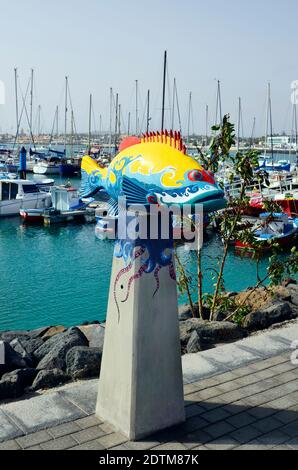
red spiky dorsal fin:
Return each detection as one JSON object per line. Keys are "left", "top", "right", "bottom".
{"left": 140, "top": 129, "right": 186, "bottom": 153}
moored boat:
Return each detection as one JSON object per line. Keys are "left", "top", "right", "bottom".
{"left": 0, "top": 179, "right": 52, "bottom": 217}
{"left": 235, "top": 212, "right": 298, "bottom": 252}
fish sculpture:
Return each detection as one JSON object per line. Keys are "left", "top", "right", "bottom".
{"left": 80, "top": 130, "right": 225, "bottom": 213}
{"left": 80, "top": 131, "right": 226, "bottom": 318}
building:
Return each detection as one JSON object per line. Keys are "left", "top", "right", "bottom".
{"left": 266, "top": 136, "right": 290, "bottom": 147}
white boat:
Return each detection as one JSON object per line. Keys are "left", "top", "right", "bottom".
{"left": 0, "top": 179, "right": 52, "bottom": 216}
{"left": 33, "top": 158, "right": 60, "bottom": 175}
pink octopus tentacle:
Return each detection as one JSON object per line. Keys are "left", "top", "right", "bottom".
{"left": 121, "top": 264, "right": 147, "bottom": 303}
{"left": 113, "top": 247, "right": 146, "bottom": 320}
{"left": 152, "top": 266, "right": 162, "bottom": 297}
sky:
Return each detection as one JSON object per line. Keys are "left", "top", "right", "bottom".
{"left": 0, "top": 0, "right": 298, "bottom": 137}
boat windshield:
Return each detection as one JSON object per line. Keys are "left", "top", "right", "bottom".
{"left": 23, "top": 184, "right": 39, "bottom": 194}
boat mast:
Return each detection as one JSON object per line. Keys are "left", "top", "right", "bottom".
{"left": 250, "top": 117, "right": 256, "bottom": 149}
{"left": 71, "top": 110, "right": 74, "bottom": 158}
{"left": 118, "top": 103, "right": 121, "bottom": 138}
{"left": 294, "top": 102, "right": 298, "bottom": 160}
{"left": 146, "top": 89, "right": 150, "bottom": 133}
{"left": 37, "top": 105, "right": 41, "bottom": 138}
{"left": 205, "top": 104, "right": 209, "bottom": 145}
{"left": 237, "top": 97, "right": 241, "bottom": 152}
{"left": 127, "top": 112, "right": 131, "bottom": 136}
{"left": 171, "top": 78, "right": 176, "bottom": 130}
{"left": 268, "top": 82, "right": 274, "bottom": 164}
{"left": 14, "top": 68, "right": 19, "bottom": 134}
{"left": 108, "top": 87, "right": 113, "bottom": 157}
{"left": 175, "top": 82, "right": 182, "bottom": 134}
{"left": 114, "top": 92, "right": 118, "bottom": 154}
{"left": 29, "top": 69, "right": 34, "bottom": 133}
{"left": 135, "top": 80, "right": 138, "bottom": 135}
{"left": 99, "top": 114, "right": 102, "bottom": 136}
{"left": 161, "top": 50, "right": 167, "bottom": 132}
{"left": 187, "top": 92, "right": 192, "bottom": 145}
{"left": 88, "top": 93, "right": 92, "bottom": 155}
{"left": 215, "top": 80, "right": 222, "bottom": 125}
{"left": 56, "top": 105, "right": 59, "bottom": 139}
{"left": 64, "top": 76, "right": 68, "bottom": 154}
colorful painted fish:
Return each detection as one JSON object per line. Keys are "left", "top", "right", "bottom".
{"left": 80, "top": 130, "right": 226, "bottom": 213}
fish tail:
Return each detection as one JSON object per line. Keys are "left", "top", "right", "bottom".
{"left": 80, "top": 156, "right": 107, "bottom": 197}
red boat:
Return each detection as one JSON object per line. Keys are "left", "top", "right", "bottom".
{"left": 235, "top": 212, "right": 298, "bottom": 252}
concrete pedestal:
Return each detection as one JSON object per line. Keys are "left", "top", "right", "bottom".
{"left": 96, "top": 237, "right": 185, "bottom": 440}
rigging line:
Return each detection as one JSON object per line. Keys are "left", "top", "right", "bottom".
{"left": 166, "top": 61, "right": 172, "bottom": 129}
{"left": 175, "top": 81, "right": 182, "bottom": 133}
{"left": 20, "top": 81, "right": 37, "bottom": 149}
{"left": 12, "top": 77, "right": 31, "bottom": 151}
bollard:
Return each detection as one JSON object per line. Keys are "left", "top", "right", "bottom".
{"left": 96, "top": 209, "right": 185, "bottom": 440}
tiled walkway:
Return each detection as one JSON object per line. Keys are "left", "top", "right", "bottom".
{"left": 0, "top": 351, "right": 297, "bottom": 450}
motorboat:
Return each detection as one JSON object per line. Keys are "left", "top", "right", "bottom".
{"left": 0, "top": 179, "right": 51, "bottom": 217}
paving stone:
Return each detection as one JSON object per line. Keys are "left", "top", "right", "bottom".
{"left": 41, "top": 435, "right": 77, "bottom": 450}
{"left": 180, "top": 429, "right": 213, "bottom": 448}
{"left": 226, "top": 412, "right": 257, "bottom": 429}
{"left": 257, "top": 430, "right": 290, "bottom": 446}
{"left": 0, "top": 439, "right": 21, "bottom": 450}
{"left": 99, "top": 422, "right": 115, "bottom": 435}
{"left": 2, "top": 392, "right": 86, "bottom": 433}
{"left": 70, "top": 440, "right": 105, "bottom": 450}
{"left": 253, "top": 416, "right": 284, "bottom": 434}
{"left": 71, "top": 425, "right": 106, "bottom": 444}
{"left": 235, "top": 439, "right": 274, "bottom": 450}
{"left": 210, "top": 371, "right": 239, "bottom": 384}
{"left": 98, "top": 432, "right": 127, "bottom": 449}
{"left": 217, "top": 380, "right": 243, "bottom": 393}
{"left": 16, "top": 430, "right": 52, "bottom": 449}
{"left": 287, "top": 437, "right": 298, "bottom": 450}
{"left": 205, "top": 437, "right": 239, "bottom": 450}
{"left": 75, "top": 415, "right": 102, "bottom": 429}
{"left": 272, "top": 445, "right": 293, "bottom": 450}
{"left": 58, "top": 380, "right": 98, "bottom": 414}
{"left": 124, "top": 439, "right": 160, "bottom": 451}
{"left": 254, "top": 369, "right": 278, "bottom": 380}
{"left": 152, "top": 442, "right": 188, "bottom": 450}
{"left": 48, "top": 421, "right": 81, "bottom": 438}
{"left": 194, "top": 386, "right": 223, "bottom": 400}
{"left": 180, "top": 415, "right": 209, "bottom": 434}
{"left": 229, "top": 425, "right": 262, "bottom": 444}
{"left": 182, "top": 354, "right": 225, "bottom": 384}
{"left": 264, "top": 395, "right": 298, "bottom": 411}
{"left": 0, "top": 409, "right": 23, "bottom": 442}
{"left": 185, "top": 404, "right": 205, "bottom": 418}
{"left": 192, "top": 445, "right": 209, "bottom": 450}
{"left": 274, "top": 406, "right": 298, "bottom": 424}
{"left": 281, "top": 420, "right": 298, "bottom": 437}
{"left": 26, "top": 445, "right": 43, "bottom": 450}
{"left": 203, "top": 421, "right": 235, "bottom": 439}
{"left": 201, "top": 408, "right": 231, "bottom": 424}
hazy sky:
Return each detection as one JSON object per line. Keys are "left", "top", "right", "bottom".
{"left": 0, "top": 0, "right": 298, "bottom": 137}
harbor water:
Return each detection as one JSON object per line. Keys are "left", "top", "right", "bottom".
{"left": 0, "top": 171, "right": 296, "bottom": 331}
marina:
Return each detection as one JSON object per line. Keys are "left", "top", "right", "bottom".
{"left": 1, "top": 0, "right": 298, "bottom": 455}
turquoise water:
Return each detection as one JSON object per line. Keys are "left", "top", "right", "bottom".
{"left": 0, "top": 174, "right": 294, "bottom": 331}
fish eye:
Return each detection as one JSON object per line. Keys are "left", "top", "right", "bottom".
{"left": 188, "top": 170, "right": 203, "bottom": 182}
{"left": 147, "top": 194, "right": 158, "bottom": 204}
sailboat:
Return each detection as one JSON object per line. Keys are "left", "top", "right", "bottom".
{"left": 258, "top": 83, "right": 291, "bottom": 172}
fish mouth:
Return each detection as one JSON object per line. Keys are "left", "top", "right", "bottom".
{"left": 156, "top": 188, "right": 226, "bottom": 212}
